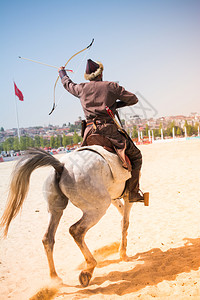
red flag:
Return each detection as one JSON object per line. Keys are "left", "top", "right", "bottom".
{"left": 14, "top": 82, "right": 24, "bottom": 101}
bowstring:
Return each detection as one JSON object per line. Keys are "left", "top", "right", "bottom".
{"left": 56, "top": 50, "right": 89, "bottom": 108}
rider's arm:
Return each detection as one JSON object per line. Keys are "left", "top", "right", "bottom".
{"left": 58, "top": 67, "right": 81, "bottom": 98}
{"left": 117, "top": 86, "right": 138, "bottom": 106}
{"left": 110, "top": 82, "right": 138, "bottom": 106}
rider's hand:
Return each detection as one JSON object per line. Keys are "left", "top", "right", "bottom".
{"left": 58, "top": 67, "right": 67, "bottom": 79}
{"left": 58, "top": 66, "right": 65, "bottom": 72}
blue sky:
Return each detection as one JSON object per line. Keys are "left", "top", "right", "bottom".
{"left": 0, "top": 0, "right": 200, "bottom": 129}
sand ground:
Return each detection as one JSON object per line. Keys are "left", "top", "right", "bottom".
{"left": 0, "top": 139, "right": 200, "bottom": 300}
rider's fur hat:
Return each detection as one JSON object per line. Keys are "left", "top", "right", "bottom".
{"left": 84, "top": 59, "right": 104, "bottom": 81}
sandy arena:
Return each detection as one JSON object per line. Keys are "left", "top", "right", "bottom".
{"left": 0, "top": 139, "right": 200, "bottom": 299}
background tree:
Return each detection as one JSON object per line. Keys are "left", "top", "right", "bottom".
{"left": 73, "top": 131, "right": 80, "bottom": 144}
{"left": 43, "top": 138, "right": 50, "bottom": 148}
{"left": 65, "top": 136, "right": 73, "bottom": 146}
{"left": 3, "top": 137, "right": 14, "bottom": 151}
{"left": 132, "top": 126, "right": 138, "bottom": 138}
{"left": 28, "top": 137, "right": 34, "bottom": 148}
{"left": 13, "top": 137, "right": 20, "bottom": 150}
{"left": 159, "top": 123, "right": 163, "bottom": 136}
{"left": 184, "top": 120, "right": 194, "bottom": 136}
{"left": 55, "top": 135, "right": 62, "bottom": 148}
{"left": 34, "top": 135, "right": 41, "bottom": 147}
{"left": 165, "top": 121, "right": 175, "bottom": 137}
{"left": 62, "top": 134, "right": 68, "bottom": 147}
{"left": 176, "top": 127, "right": 182, "bottom": 136}
{"left": 19, "top": 136, "right": 27, "bottom": 150}
{"left": 145, "top": 124, "right": 149, "bottom": 137}
{"left": 153, "top": 128, "right": 160, "bottom": 138}
{"left": 40, "top": 136, "right": 44, "bottom": 148}
{"left": 50, "top": 136, "right": 55, "bottom": 149}
{"left": 194, "top": 122, "right": 199, "bottom": 135}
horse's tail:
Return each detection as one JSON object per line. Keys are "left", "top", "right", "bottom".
{"left": 0, "top": 148, "right": 64, "bottom": 237}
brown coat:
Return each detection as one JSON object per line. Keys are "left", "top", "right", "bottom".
{"left": 61, "top": 75, "right": 138, "bottom": 148}
{"left": 61, "top": 75, "right": 138, "bottom": 122}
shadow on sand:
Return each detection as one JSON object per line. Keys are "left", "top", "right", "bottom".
{"left": 59, "top": 237, "right": 200, "bottom": 298}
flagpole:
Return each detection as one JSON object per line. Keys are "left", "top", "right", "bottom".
{"left": 14, "top": 95, "right": 20, "bottom": 140}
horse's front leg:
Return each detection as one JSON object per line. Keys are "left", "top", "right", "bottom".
{"left": 119, "top": 196, "right": 133, "bottom": 261}
{"left": 111, "top": 198, "right": 124, "bottom": 216}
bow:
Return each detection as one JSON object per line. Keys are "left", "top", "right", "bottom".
{"left": 49, "top": 38, "right": 94, "bottom": 115}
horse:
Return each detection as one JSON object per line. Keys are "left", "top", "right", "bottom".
{"left": 0, "top": 146, "right": 148, "bottom": 287}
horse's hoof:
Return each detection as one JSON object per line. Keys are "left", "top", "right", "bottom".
{"left": 79, "top": 271, "right": 92, "bottom": 287}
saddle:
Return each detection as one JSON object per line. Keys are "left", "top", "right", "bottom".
{"left": 86, "top": 134, "right": 132, "bottom": 172}
{"left": 86, "top": 134, "right": 114, "bottom": 153}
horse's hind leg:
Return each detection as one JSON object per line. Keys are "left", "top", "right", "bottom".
{"left": 42, "top": 173, "right": 68, "bottom": 281}
{"left": 69, "top": 209, "right": 107, "bottom": 287}
{"left": 42, "top": 210, "right": 63, "bottom": 280}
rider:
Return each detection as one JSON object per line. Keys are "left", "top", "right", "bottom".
{"left": 58, "top": 59, "right": 143, "bottom": 202}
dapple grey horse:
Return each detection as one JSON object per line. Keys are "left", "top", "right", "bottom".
{"left": 0, "top": 147, "right": 148, "bottom": 287}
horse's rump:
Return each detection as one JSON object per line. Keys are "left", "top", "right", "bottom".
{"left": 76, "top": 145, "right": 131, "bottom": 184}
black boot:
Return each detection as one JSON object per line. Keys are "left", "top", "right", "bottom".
{"left": 125, "top": 169, "right": 143, "bottom": 203}
{"left": 128, "top": 189, "right": 144, "bottom": 202}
